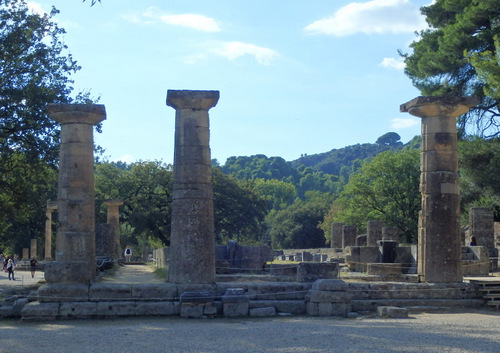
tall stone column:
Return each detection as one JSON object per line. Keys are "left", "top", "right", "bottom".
{"left": 44, "top": 201, "right": 57, "bottom": 261}
{"left": 469, "top": 207, "right": 494, "bottom": 249}
{"left": 401, "top": 96, "right": 478, "bottom": 283}
{"left": 342, "top": 225, "right": 357, "bottom": 249}
{"left": 166, "top": 90, "right": 219, "bottom": 284}
{"left": 104, "top": 199, "right": 124, "bottom": 259}
{"left": 47, "top": 104, "right": 106, "bottom": 283}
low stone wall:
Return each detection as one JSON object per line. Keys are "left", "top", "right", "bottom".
{"left": 14, "top": 279, "right": 484, "bottom": 320}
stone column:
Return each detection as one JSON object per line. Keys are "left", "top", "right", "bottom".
{"left": 469, "top": 207, "right": 494, "bottom": 249}
{"left": 103, "top": 199, "right": 124, "bottom": 259}
{"left": 401, "top": 96, "right": 478, "bottom": 283}
{"left": 342, "top": 225, "right": 357, "bottom": 249}
{"left": 166, "top": 90, "right": 219, "bottom": 284}
{"left": 382, "top": 227, "right": 399, "bottom": 242}
{"left": 30, "top": 239, "right": 37, "bottom": 259}
{"left": 47, "top": 104, "right": 106, "bottom": 283}
{"left": 367, "top": 220, "right": 385, "bottom": 247}
{"left": 44, "top": 201, "right": 57, "bottom": 261}
{"left": 330, "top": 222, "right": 344, "bottom": 248}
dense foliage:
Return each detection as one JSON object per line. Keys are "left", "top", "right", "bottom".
{"left": 0, "top": 0, "right": 82, "bottom": 253}
{"left": 402, "top": 0, "right": 500, "bottom": 137}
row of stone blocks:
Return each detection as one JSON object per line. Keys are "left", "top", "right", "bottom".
{"left": 12, "top": 280, "right": 484, "bottom": 320}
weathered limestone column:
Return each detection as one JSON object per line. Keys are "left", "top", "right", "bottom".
{"left": 103, "top": 199, "right": 124, "bottom": 259}
{"left": 470, "top": 207, "right": 494, "bottom": 249}
{"left": 382, "top": 227, "right": 399, "bottom": 242}
{"left": 367, "top": 220, "right": 385, "bottom": 247}
{"left": 30, "top": 239, "right": 37, "bottom": 259}
{"left": 44, "top": 201, "right": 57, "bottom": 261}
{"left": 330, "top": 222, "right": 344, "bottom": 248}
{"left": 47, "top": 104, "right": 106, "bottom": 283}
{"left": 401, "top": 96, "right": 478, "bottom": 283}
{"left": 166, "top": 90, "right": 219, "bottom": 284}
{"left": 342, "top": 225, "right": 357, "bottom": 249}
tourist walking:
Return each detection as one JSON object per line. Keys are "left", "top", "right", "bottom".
{"left": 124, "top": 246, "right": 133, "bottom": 262}
{"left": 30, "top": 257, "right": 38, "bottom": 278}
{"left": 6, "top": 258, "right": 15, "bottom": 280}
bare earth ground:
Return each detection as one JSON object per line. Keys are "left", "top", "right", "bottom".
{"left": 1, "top": 265, "right": 500, "bottom": 353}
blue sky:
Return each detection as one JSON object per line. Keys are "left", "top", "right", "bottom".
{"left": 31, "top": 0, "right": 431, "bottom": 165}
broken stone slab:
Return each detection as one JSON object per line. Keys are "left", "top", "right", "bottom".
{"left": 249, "top": 300, "right": 306, "bottom": 315}
{"left": 377, "top": 306, "right": 409, "bottom": 318}
{"left": 249, "top": 306, "right": 276, "bottom": 317}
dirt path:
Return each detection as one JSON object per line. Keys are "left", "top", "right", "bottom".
{"left": 98, "top": 263, "right": 165, "bottom": 284}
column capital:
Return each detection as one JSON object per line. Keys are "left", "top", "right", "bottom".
{"left": 47, "top": 200, "right": 58, "bottom": 211}
{"left": 47, "top": 104, "right": 106, "bottom": 125}
{"left": 400, "top": 96, "right": 479, "bottom": 118}
{"left": 103, "top": 199, "right": 124, "bottom": 207}
{"left": 166, "top": 90, "right": 219, "bottom": 110}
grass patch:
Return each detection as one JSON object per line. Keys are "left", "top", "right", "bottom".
{"left": 153, "top": 267, "right": 168, "bottom": 281}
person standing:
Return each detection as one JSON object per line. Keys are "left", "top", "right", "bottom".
{"left": 6, "top": 258, "right": 15, "bottom": 280}
{"left": 124, "top": 246, "right": 133, "bottom": 262}
{"left": 30, "top": 257, "right": 38, "bottom": 278}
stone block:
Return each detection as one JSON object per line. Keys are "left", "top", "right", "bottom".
{"left": 132, "top": 284, "right": 177, "bottom": 300}
{"left": 223, "top": 302, "right": 248, "bottom": 317}
{"left": 249, "top": 300, "right": 306, "bottom": 314}
{"left": 249, "top": 307, "right": 276, "bottom": 317}
{"left": 306, "top": 302, "right": 319, "bottom": 316}
{"left": 44, "top": 261, "right": 94, "bottom": 284}
{"left": 377, "top": 306, "right": 409, "bottom": 318}
{"left": 89, "top": 284, "right": 132, "bottom": 301}
{"left": 306, "top": 290, "right": 351, "bottom": 303}
{"left": 203, "top": 302, "right": 218, "bottom": 316}
{"left": 296, "top": 262, "right": 338, "bottom": 282}
{"left": 38, "top": 283, "right": 89, "bottom": 303}
{"left": 135, "top": 302, "right": 176, "bottom": 316}
{"left": 312, "top": 279, "right": 348, "bottom": 292}
{"left": 180, "top": 302, "right": 205, "bottom": 318}
{"left": 21, "top": 302, "right": 60, "bottom": 320}
{"left": 59, "top": 302, "right": 98, "bottom": 318}
{"left": 180, "top": 291, "right": 213, "bottom": 303}
{"left": 367, "top": 263, "right": 402, "bottom": 275}
{"left": 96, "top": 301, "right": 140, "bottom": 316}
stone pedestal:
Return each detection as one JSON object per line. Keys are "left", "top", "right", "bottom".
{"left": 103, "top": 199, "right": 123, "bottom": 259}
{"left": 47, "top": 104, "right": 106, "bottom": 283}
{"left": 44, "top": 201, "right": 57, "bottom": 261}
{"left": 401, "top": 96, "right": 478, "bottom": 283}
{"left": 166, "top": 90, "right": 219, "bottom": 284}
{"left": 330, "top": 222, "right": 344, "bottom": 248}
{"left": 342, "top": 225, "right": 357, "bottom": 249}
{"left": 367, "top": 220, "right": 385, "bottom": 247}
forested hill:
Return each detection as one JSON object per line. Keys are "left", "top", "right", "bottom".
{"left": 220, "top": 132, "right": 420, "bottom": 180}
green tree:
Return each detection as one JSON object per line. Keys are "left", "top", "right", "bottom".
{"left": 459, "top": 137, "right": 500, "bottom": 221}
{"left": 327, "top": 149, "right": 421, "bottom": 243}
{"left": 0, "top": 0, "right": 84, "bottom": 253}
{"left": 252, "top": 178, "right": 297, "bottom": 210}
{"left": 267, "top": 191, "right": 334, "bottom": 249}
{"left": 213, "top": 168, "right": 267, "bottom": 245}
{"left": 402, "top": 0, "right": 500, "bottom": 137}
{"left": 376, "top": 132, "right": 402, "bottom": 147}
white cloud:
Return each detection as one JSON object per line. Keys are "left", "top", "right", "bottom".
{"left": 119, "top": 154, "right": 135, "bottom": 164}
{"left": 27, "top": 2, "right": 46, "bottom": 16}
{"left": 211, "top": 41, "right": 279, "bottom": 65}
{"left": 391, "top": 117, "right": 419, "bottom": 129}
{"left": 380, "top": 57, "right": 405, "bottom": 70}
{"left": 304, "top": 0, "right": 427, "bottom": 36}
{"left": 160, "top": 14, "right": 221, "bottom": 32}
{"left": 123, "top": 7, "right": 220, "bottom": 32}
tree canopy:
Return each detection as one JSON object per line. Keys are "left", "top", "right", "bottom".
{"left": 402, "top": 0, "right": 500, "bottom": 137}
{"left": 0, "top": 0, "right": 83, "bottom": 252}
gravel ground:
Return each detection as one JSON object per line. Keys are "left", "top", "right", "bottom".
{"left": 0, "top": 310, "right": 499, "bottom": 353}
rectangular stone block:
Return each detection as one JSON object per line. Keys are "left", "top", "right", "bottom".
{"left": 306, "top": 302, "right": 319, "bottom": 316}
{"left": 180, "top": 302, "right": 205, "bottom": 318}
{"left": 38, "top": 283, "right": 89, "bottom": 303}
{"left": 421, "top": 132, "right": 457, "bottom": 151}
{"left": 367, "top": 263, "right": 402, "bottom": 275}
{"left": 134, "top": 302, "right": 176, "bottom": 316}
{"left": 223, "top": 302, "right": 248, "bottom": 317}
{"left": 21, "top": 302, "right": 60, "bottom": 320}
{"left": 306, "top": 290, "right": 351, "bottom": 303}
{"left": 89, "top": 284, "right": 132, "bottom": 301}
{"left": 420, "top": 150, "right": 458, "bottom": 172}
{"left": 249, "top": 307, "right": 276, "bottom": 317}
{"left": 312, "top": 279, "right": 349, "bottom": 292}
{"left": 296, "top": 262, "right": 338, "bottom": 282}
{"left": 59, "top": 302, "right": 98, "bottom": 318}
{"left": 131, "top": 284, "right": 177, "bottom": 300}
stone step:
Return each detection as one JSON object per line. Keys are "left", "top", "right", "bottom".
{"left": 483, "top": 293, "right": 500, "bottom": 299}
{"left": 478, "top": 286, "right": 500, "bottom": 293}
{"left": 352, "top": 299, "right": 484, "bottom": 312}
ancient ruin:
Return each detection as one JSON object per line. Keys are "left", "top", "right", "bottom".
{"left": 401, "top": 96, "right": 479, "bottom": 283}
{"left": 166, "top": 90, "right": 219, "bottom": 284}
{"left": 45, "top": 104, "right": 106, "bottom": 283}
